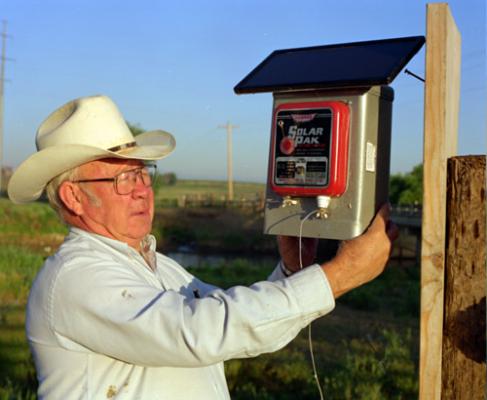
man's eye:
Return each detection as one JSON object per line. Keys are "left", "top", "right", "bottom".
{"left": 117, "top": 172, "right": 131, "bottom": 182}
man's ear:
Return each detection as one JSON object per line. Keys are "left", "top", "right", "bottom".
{"left": 58, "top": 181, "right": 84, "bottom": 216}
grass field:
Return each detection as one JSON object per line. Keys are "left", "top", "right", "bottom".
{"left": 0, "top": 187, "right": 420, "bottom": 399}
{"left": 155, "top": 179, "right": 265, "bottom": 200}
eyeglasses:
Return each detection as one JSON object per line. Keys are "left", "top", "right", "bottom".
{"left": 73, "top": 165, "right": 157, "bottom": 195}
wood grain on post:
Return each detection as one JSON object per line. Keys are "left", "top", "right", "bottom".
{"left": 442, "top": 156, "right": 486, "bottom": 399}
{"left": 420, "top": 3, "right": 461, "bottom": 399}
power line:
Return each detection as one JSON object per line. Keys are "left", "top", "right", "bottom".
{"left": 0, "top": 20, "right": 8, "bottom": 194}
{"left": 0, "top": 20, "right": 13, "bottom": 194}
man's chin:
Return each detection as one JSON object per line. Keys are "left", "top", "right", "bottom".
{"left": 132, "top": 223, "right": 153, "bottom": 239}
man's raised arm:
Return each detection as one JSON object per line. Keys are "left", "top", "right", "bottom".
{"left": 277, "top": 203, "right": 399, "bottom": 298}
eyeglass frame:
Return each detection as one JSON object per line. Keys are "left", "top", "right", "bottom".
{"left": 71, "top": 164, "right": 157, "bottom": 195}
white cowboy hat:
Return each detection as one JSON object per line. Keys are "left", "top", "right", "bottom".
{"left": 8, "top": 95, "right": 176, "bottom": 204}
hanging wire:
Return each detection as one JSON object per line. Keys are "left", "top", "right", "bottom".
{"left": 298, "top": 208, "right": 325, "bottom": 400}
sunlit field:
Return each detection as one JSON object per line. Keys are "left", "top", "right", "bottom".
{"left": 0, "top": 191, "right": 419, "bottom": 399}
{"left": 154, "top": 179, "right": 265, "bottom": 199}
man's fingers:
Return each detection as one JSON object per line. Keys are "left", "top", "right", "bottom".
{"left": 386, "top": 220, "right": 400, "bottom": 241}
{"left": 369, "top": 203, "right": 390, "bottom": 233}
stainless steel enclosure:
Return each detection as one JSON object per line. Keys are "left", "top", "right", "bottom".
{"left": 264, "top": 86, "right": 393, "bottom": 240}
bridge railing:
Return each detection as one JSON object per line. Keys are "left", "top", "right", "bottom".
{"left": 391, "top": 204, "right": 422, "bottom": 221}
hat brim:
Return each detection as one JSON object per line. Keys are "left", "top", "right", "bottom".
{"left": 8, "top": 130, "right": 176, "bottom": 204}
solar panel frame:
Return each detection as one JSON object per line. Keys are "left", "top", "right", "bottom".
{"left": 234, "top": 36, "right": 425, "bottom": 94}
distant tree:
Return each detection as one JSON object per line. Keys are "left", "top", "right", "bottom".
{"left": 158, "top": 172, "right": 177, "bottom": 186}
{"left": 1, "top": 166, "right": 13, "bottom": 193}
{"left": 389, "top": 164, "right": 423, "bottom": 205}
{"left": 127, "top": 121, "right": 145, "bottom": 136}
{"left": 123, "top": 122, "right": 178, "bottom": 189}
{"left": 389, "top": 175, "right": 409, "bottom": 205}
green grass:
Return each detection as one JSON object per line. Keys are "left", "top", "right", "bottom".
{"left": 339, "top": 264, "right": 420, "bottom": 318}
{"left": 0, "top": 246, "right": 45, "bottom": 305}
{"left": 187, "top": 259, "right": 275, "bottom": 288}
{"left": 0, "top": 306, "right": 37, "bottom": 399}
{"left": 0, "top": 191, "right": 420, "bottom": 399}
{"left": 192, "top": 259, "right": 420, "bottom": 399}
{"left": 226, "top": 328, "right": 418, "bottom": 400}
{"left": 154, "top": 179, "right": 265, "bottom": 200}
{"left": 0, "top": 198, "right": 66, "bottom": 236}
{"left": 0, "top": 245, "right": 45, "bottom": 397}
{"left": 153, "top": 207, "right": 276, "bottom": 254}
{"left": 0, "top": 199, "right": 56, "bottom": 398}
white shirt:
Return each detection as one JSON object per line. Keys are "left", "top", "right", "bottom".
{"left": 26, "top": 227, "right": 335, "bottom": 399}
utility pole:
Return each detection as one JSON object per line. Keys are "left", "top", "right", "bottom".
{"left": 0, "top": 20, "right": 8, "bottom": 194}
{"left": 218, "top": 121, "right": 238, "bottom": 201}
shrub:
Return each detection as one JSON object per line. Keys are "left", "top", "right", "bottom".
{"left": 226, "top": 350, "right": 317, "bottom": 400}
{"left": 324, "top": 329, "right": 418, "bottom": 399}
{"left": 0, "top": 246, "right": 45, "bottom": 305}
{"left": 338, "top": 264, "right": 420, "bottom": 318}
{"left": 0, "top": 379, "right": 36, "bottom": 400}
{"left": 187, "top": 259, "right": 274, "bottom": 288}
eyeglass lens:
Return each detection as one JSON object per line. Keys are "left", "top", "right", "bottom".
{"left": 116, "top": 166, "right": 156, "bottom": 194}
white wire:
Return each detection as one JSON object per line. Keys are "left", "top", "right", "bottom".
{"left": 298, "top": 208, "right": 325, "bottom": 400}
{"left": 298, "top": 209, "right": 319, "bottom": 271}
{"left": 308, "top": 325, "right": 323, "bottom": 400}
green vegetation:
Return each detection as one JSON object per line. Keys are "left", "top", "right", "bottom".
{"left": 0, "top": 246, "right": 44, "bottom": 305}
{"left": 187, "top": 259, "right": 274, "bottom": 288}
{"left": 226, "top": 328, "right": 417, "bottom": 400}
{"left": 126, "top": 121, "right": 145, "bottom": 137}
{"left": 190, "top": 260, "right": 419, "bottom": 399}
{"left": 323, "top": 329, "right": 417, "bottom": 399}
{"left": 157, "top": 172, "right": 177, "bottom": 186}
{"left": 340, "top": 264, "right": 420, "bottom": 318}
{"left": 0, "top": 246, "right": 43, "bottom": 400}
{"left": 0, "top": 199, "right": 64, "bottom": 398}
{"left": 154, "top": 179, "right": 265, "bottom": 201}
{"left": 153, "top": 207, "right": 275, "bottom": 253}
{"left": 0, "top": 198, "right": 66, "bottom": 236}
{"left": 0, "top": 183, "right": 420, "bottom": 399}
{"left": 389, "top": 164, "right": 423, "bottom": 205}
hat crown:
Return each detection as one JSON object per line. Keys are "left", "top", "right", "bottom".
{"left": 8, "top": 94, "right": 176, "bottom": 204}
{"left": 36, "top": 95, "right": 135, "bottom": 151}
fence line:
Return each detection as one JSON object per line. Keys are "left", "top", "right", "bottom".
{"left": 156, "top": 193, "right": 266, "bottom": 211}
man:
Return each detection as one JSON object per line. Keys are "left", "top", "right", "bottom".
{"left": 8, "top": 95, "right": 398, "bottom": 399}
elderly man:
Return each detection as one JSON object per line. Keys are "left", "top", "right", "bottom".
{"left": 8, "top": 95, "right": 398, "bottom": 399}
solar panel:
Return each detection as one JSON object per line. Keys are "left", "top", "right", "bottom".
{"left": 234, "top": 36, "right": 425, "bottom": 94}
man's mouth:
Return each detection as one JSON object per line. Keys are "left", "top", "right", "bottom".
{"left": 132, "top": 209, "right": 150, "bottom": 216}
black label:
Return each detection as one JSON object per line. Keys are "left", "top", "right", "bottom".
{"left": 274, "top": 108, "right": 332, "bottom": 186}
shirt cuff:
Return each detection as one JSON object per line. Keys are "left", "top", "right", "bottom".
{"left": 279, "top": 260, "right": 294, "bottom": 277}
{"left": 286, "top": 264, "right": 335, "bottom": 319}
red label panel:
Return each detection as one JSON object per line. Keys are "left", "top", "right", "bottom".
{"left": 270, "top": 101, "right": 350, "bottom": 197}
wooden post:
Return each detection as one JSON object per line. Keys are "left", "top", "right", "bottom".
{"left": 420, "top": 3, "right": 461, "bottom": 399}
{"left": 442, "top": 155, "right": 486, "bottom": 399}
{"left": 218, "top": 121, "right": 239, "bottom": 202}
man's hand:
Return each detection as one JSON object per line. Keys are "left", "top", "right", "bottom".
{"left": 277, "top": 235, "right": 319, "bottom": 274}
{"left": 322, "top": 204, "right": 399, "bottom": 298}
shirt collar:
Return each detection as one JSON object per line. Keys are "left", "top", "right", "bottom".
{"left": 68, "top": 226, "right": 157, "bottom": 256}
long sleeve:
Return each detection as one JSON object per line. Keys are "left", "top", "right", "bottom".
{"left": 50, "top": 254, "right": 334, "bottom": 368}
{"left": 26, "top": 229, "right": 336, "bottom": 399}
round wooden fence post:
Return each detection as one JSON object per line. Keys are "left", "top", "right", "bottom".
{"left": 442, "top": 155, "right": 486, "bottom": 399}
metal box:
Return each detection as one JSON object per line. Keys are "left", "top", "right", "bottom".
{"left": 264, "top": 86, "right": 393, "bottom": 239}
{"left": 234, "top": 36, "right": 424, "bottom": 240}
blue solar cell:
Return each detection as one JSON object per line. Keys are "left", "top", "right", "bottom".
{"left": 234, "top": 36, "right": 425, "bottom": 94}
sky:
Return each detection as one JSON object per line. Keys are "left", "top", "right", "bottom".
{"left": 1, "top": 0, "right": 485, "bottom": 183}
